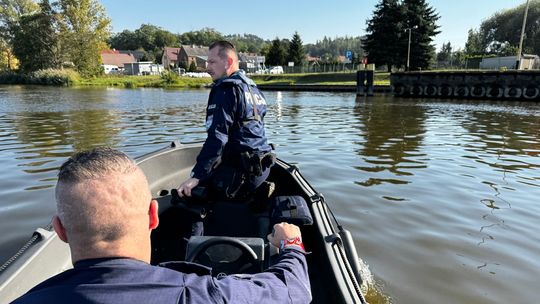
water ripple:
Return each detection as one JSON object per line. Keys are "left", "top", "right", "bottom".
{"left": 1, "top": 88, "right": 540, "bottom": 303}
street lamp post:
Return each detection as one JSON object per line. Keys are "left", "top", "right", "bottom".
{"left": 516, "top": 0, "right": 531, "bottom": 70}
{"left": 406, "top": 26, "right": 417, "bottom": 71}
{"left": 407, "top": 28, "right": 412, "bottom": 71}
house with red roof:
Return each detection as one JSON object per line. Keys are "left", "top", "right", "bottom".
{"left": 100, "top": 50, "right": 136, "bottom": 74}
{"left": 162, "top": 47, "right": 181, "bottom": 69}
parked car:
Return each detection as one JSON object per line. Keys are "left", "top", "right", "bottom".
{"left": 174, "top": 67, "right": 186, "bottom": 75}
{"left": 268, "top": 66, "right": 283, "bottom": 74}
{"left": 101, "top": 64, "right": 120, "bottom": 75}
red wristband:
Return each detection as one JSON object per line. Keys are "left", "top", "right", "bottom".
{"left": 280, "top": 236, "right": 305, "bottom": 251}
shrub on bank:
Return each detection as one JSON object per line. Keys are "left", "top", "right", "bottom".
{"left": 30, "top": 69, "right": 80, "bottom": 86}
{"left": 160, "top": 70, "right": 179, "bottom": 84}
{"left": 0, "top": 69, "right": 80, "bottom": 86}
{"left": 0, "top": 70, "right": 26, "bottom": 84}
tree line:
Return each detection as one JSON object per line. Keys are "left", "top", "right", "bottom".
{"left": 2, "top": 0, "right": 538, "bottom": 77}
{"left": 0, "top": 0, "right": 110, "bottom": 76}
{"left": 109, "top": 26, "right": 363, "bottom": 67}
{"left": 436, "top": 1, "right": 540, "bottom": 69}
{"left": 365, "top": 0, "right": 540, "bottom": 71}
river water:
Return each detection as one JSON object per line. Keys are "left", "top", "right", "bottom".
{"left": 0, "top": 85, "right": 539, "bottom": 303}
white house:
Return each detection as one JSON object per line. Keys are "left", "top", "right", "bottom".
{"left": 480, "top": 55, "right": 540, "bottom": 70}
{"left": 124, "top": 62, "right": 164, "bottom": 76}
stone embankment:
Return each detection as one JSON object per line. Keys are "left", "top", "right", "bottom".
{"left": 391, "top": 71, "right": 540, "bottom": 101}
{"left": 258, "top": 84, "right": 392, "bottom": 93}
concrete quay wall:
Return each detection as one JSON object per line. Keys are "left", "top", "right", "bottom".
{"left": 391, "top": 71, "right": 540, "bottom": 101}
{"left": 258, "top": 84, "right": 392, "bottom": 93}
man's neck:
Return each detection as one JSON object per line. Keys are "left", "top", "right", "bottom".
{"left": 70, "top": 239, "right": 151, "bottom": 265}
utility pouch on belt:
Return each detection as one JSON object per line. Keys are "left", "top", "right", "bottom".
{"left": 210, "top": 164, "right": 246, "bottom": 199}
{"left": 240, "top": 152, "right": 276, "bottom": 177}
{"left": 270, "top": 196, "right": 313, "bottom": 226}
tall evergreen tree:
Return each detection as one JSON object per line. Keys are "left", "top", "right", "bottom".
{"left": 363, "top": 0, "right": 404, "bottom": 72}
{"left": 287, "top": 31, "right": 305, "bottom": 66}
{"left": 402, "top": 0, "right": 440, "bottom": 70}
{"left": 11, "top": 0, "right": 60, "bottom": 73}
{"left": 266, "top": 38, "right": 286, "bottom": 66}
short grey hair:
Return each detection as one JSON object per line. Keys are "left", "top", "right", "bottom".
{"left": 56, "top": 147, "right": 148, "bottom": 243}
{"left": 58, "top": 147, "right": 137, "bottom": 183}
{"left": 209, "top": 40, "right": 238, "bottom": 60}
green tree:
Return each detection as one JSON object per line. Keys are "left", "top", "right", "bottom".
{"left": 108, "top": 24, "right": 178, "bottom": 63}
{"left": 11, "top": 0, "right": 59, "bottom": 73}
{"left": 225, "top": 33, "right": 266, "bottom": 53}
{"left": 474, "top": 1, "right": 540, "bottom": 56}
{"left": 0, "top": 0, "right": 39, "bottom": 70}
{"left": 135, "top": 24, "right": 177, "bottom": 63}
{"left": 57, "top": 0, "right": 110, "bottom": 76}
{"left": 108, "top": 29, "right": 139, "bottom": 50}
{"left": 464, "top": 29, "right": 485, "bottom": 56}
{"left": 363, "top": 0, "right": 405, "bottom": 72}
{"left": 287, "top": 31, "right": 305, "bottom": 66}
{"left": 452, "top": 49, "right": 466, "bottom": 68}
{"left": 188, "top": 60, "right": 196, "bottom": 72}
{"left": 436, "top": 41, "right": 452, "bottom": 63}
{"left": 0, "top": 0, "right": 39, "bottom": 40}
{"left": 402, "top": 0, "right": 441, "bottom": 70}
{"left": 266, "top": 37, "right": 286, "bottom": 66}
{"left": 178, "top": 27, "right": 223, "bottom": 46}
{"left": 305, "top": 35, "right": 364, "bottom": 61}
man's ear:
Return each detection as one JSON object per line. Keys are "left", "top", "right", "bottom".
{"left": 52, "top": 215, "right": 68, "bottom": 243}
{"left": 148, "top": 200, "right": 159, "bottom": 230}
{"left": 226, "top": 56, "right": 234, "bottom": 69}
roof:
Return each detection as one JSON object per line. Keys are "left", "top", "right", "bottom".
{"left": 164, "top": 47, "right": 181, "bottom": 61}
{"left": 100, "top": 53, "right": 136, "bottom": 68}
{"left": 182, "top": 45, "right": 209, "bottom": 57}
{"left": 306, "top": 55, "right": 321, "bottom": 62}
{"left": 119, "top": 50, "right": 146, "bottom": 61}
{"left": 239, "top": 53, "right": 265, "bottom": 62}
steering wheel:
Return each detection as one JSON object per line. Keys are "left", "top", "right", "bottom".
{"left": 186, "top": 237, "right": 259, "bottom": 276}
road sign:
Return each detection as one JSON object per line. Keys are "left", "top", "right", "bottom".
{"left": 345, "top": 50, "right": 353, "bottom": 61}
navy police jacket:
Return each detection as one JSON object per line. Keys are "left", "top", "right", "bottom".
{"left": 191, "top": 71, "right": 272, "bottom": 181}
{"left": 12, "top": 249, "right": 311, "bottom": 304}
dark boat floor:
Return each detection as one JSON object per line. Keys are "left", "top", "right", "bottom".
{"left": 150, "top": 196, "right": 273, "bottom": 264}
{"left": 149, "top": 167, "right": 343, "bottom": 303}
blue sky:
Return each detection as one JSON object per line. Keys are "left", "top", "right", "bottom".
{"left": 100, "top": 0, "right": 526, "bottom": 51}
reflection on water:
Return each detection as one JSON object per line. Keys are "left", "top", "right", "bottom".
{"left": 353, "top": 99, "right": 427, "bottom": 194}
{"left": 1, "top": 86, "right": 540, "bottom": 304}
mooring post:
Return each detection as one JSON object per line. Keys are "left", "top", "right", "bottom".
{"left": 366, "top": 64, "right": 374, "bottom": 96}
{"left": 356, "top": 66, "right": 366, "bottom": 96}
{"left": 356, "top": 64, "right": 374, "bottom": 96}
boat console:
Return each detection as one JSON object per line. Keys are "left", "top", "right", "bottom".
{"left": 185, "top": 236, "right": 268, "bottom": 275}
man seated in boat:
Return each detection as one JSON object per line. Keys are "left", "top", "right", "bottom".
{"left": 12, "top": 147, "right": 311, "bottom": 304}
{"left": 177, "top": 40, "right": 274, "bottom": 200}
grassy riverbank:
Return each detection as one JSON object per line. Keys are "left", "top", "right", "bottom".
{"left": 1, "top": 70, "right": 391, "bottom": 88}
{"left": 77, "top": 74, "right": 212, "bottom": 88}
{"left": 77, "top": 72, "right": 391, "bottom": 88}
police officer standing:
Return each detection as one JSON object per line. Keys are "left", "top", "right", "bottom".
{"left": 178, "top": 40, "right": 273, "bottom": 199}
